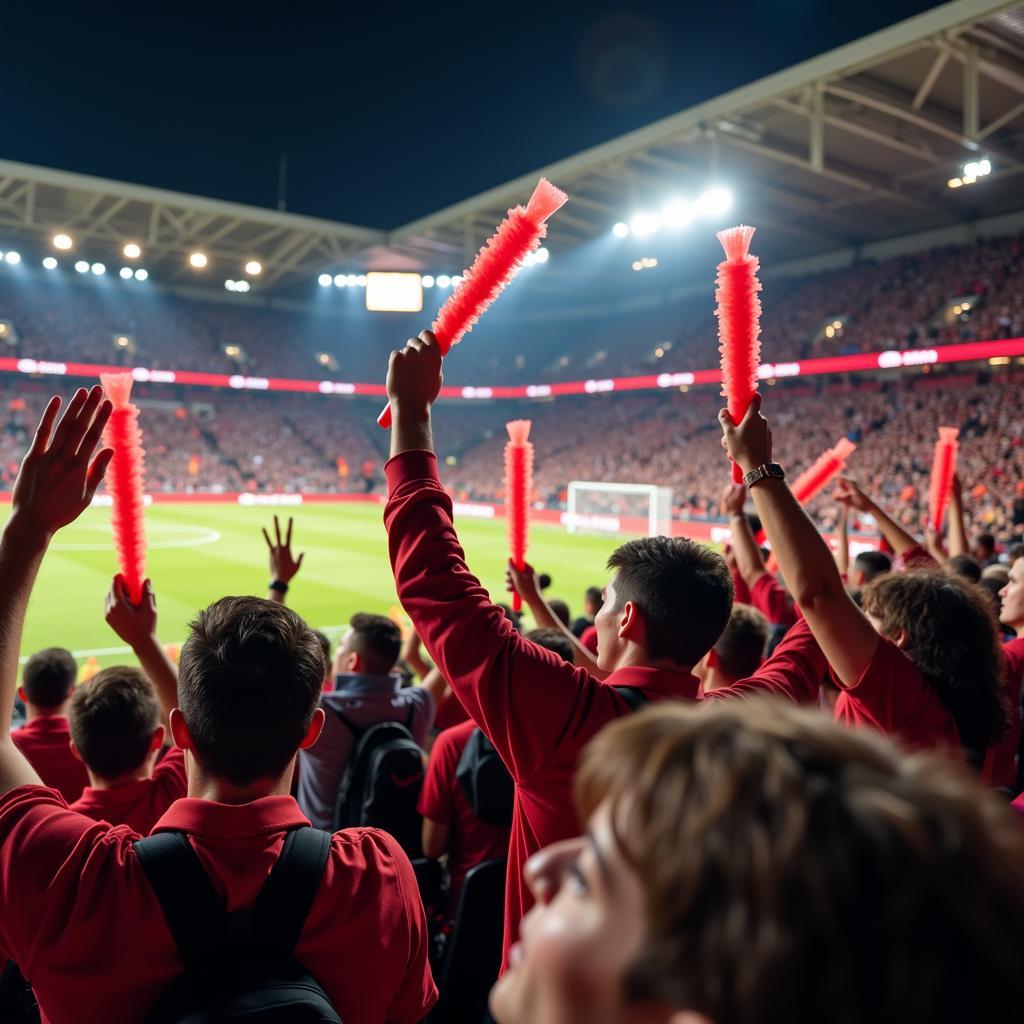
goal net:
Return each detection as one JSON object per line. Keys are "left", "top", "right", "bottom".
{"left": 565, "top": 481, "right": 673, "bottom": 537}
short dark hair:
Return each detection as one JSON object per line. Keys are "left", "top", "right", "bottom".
{"left": 975, "top": 533, "right": 996, "bottom": 555}
{"left": 312, "top": 630, "right": 332, "bottom": 671}
{"left": 714, "top": 604, "right": 769, "bottom": 681}
{"left": 179, "top": 597, "right": 327, "bottom": 786}
{"left": 548, "top": 599, "right": 571, "bottom": 628}
{"left": 948, "top": 554, "right": 983, "bottom": 583}
{"left": 348, "top": 613, "right": 402, "bottom": 675}
{"left": 69, "top": 667, "right": 160, "bottom": 779}
{"left": 1008, "top": 542, "right": 1024, "bottom": 564}
{"left": 525, "top": 628, "right": 575, "bottom": 663}
{"left": 853, "top": 549, "right": 892, "bottom": 582}
{"left": 861, "top": 570, "right": 1008, "bottom": 754}
{"left": 607, "top": 537, "right": 733, "bottom": 667}
{"left": 22, "top": 648, "right": 77, "bottom": 708}
{"left": 584, "top": 586, "right": 603, "bottom": 612}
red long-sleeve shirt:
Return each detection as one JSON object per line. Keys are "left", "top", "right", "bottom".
{"left": 385, "top": 450, "right": 828, "bottom": 963}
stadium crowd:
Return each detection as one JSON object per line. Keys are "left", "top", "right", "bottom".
{"left": 2, "top": 229, "right": 1024, "bottom": 386}
{"left": 0, "top": 325, "right": 1022, "bottom": 1022}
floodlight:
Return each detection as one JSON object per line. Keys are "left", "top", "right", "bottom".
{"left": 629, "top": 212, "right": 661, "bottom": 238}
{"left": 123, "top": 242, "right": 142, "bottom": 259}
{"left": 318, "top": 273, "right": 332, "bottom": 287}
{"left": 334, "top": 274, "right": 346, "bottom": 287}
{"left": 119, "top": 267, "right": 134, "bottom": 279}
{"left": 75, "top": 260, "right": 90, "bottom": 273}
{"left": 244, "top": 260, "right": 262, "bottom": 276}
{"left": 42, "top": 257, "right": 58, "bottom": 270}
{"left": 52, "top": 233, "right": 73, "bottom": 251}
{"left": 695, "top": 187, "right": 733, "bottom": 217}
{"left": 134, "top": 268, "right": 149, "bottom": 281}
{"left": 421, "top": 275, "right": 435, "bottom": 288}
{"left": 188, "top": 252, "right": 208, "bottom": 269}
{"left": 91, "top": 262, "right": 105, "bottom": 275}
{"left": 612, "top": 222, "right": 630, "bottom": 238}
{"left": 437, "top": 274, "right": 451, "bottom": 288}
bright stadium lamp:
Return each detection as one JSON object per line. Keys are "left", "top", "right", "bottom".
{"left": 535, "top": 248, "right": 549, "bottom": 264}
{"left": 334, "top": 274, "right": 346, "bottom": 287}
{"left": 356, "top": 275, "right": 367, "bottom": 287}
{"left": 42, "top": 257, "right": 58, "bottom": 270}
{"left": 452, "top": 274, "right": 464, "bottom": 285}
{"left": 134, "top": 268, "right": 149, "bottom": 281}
{"left": 52, "top": 233, "right": 73, "bottom": 251}
{"left": 4, "top": 251, "right": 21, "bottom": 265}
{"left": 91, "top": 262, "right": 105, "bottom": 275}
{"left": 629, "top": 211, "right": 661, "bottom": 238}
{"left": 188, "top": 251, "right": 208, "bottom": 269}
{"left": 244, "top": 260, "right": 262, "bottom": 276}
{"left": 345, "top": 274, "right": 358, "bottom": 287}
{"left": 318, "top": 273, "right": 332, "bottom": 287}
{"left": 612, "top": 221, "right": 630, "bottom": 238}
{"left": 695, "top": 187, "right": 733, "bottom": 217}
{"left": 437, "top": 274, "right": 451, "bottom": 288}
{"left": 75, "top": 260, "right": 89, "bottom": 274}
{"left": 123, "top": 242, "right": 142, "bottom": 259}
{"left": 662, "top": 199, "right": 693, "bottom": 229}
{"left": 119, "top": 267, "right": 133, "bottom": 279}
{"left": 421, "top": 275, "right": 435, "bottom": 288}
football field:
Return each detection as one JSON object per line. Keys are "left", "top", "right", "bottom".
{"left": 19, "top": 501, "right": 627, "bottom": 672}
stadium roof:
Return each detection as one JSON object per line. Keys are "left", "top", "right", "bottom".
{"left": 2, "top": 0, "right": 1024, "bottom": 297}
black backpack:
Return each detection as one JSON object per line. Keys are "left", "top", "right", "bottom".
{"left": 331, "top": 704, "right": 425, "bottom": 857}
{"left": 133, "top": 826, "right": 340, "bottom": 1024}
{"left": 455, "top": 728, "right": 514, "bottom": 828}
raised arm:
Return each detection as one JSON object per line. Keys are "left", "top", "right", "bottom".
{"left": 834, "top": 477, "right": 924, "bottom": 559}
{"left": 720, "top": 397, "right": 879, "bottom": 687}
{"left": 262, "top": 516, "right": 304, "bottom": 604}
{"left": 0, "top": 387, "right": 113, "bottom": 795}
{"left": 385, "top": 332, "right": 604, "bottom": 782}
{"left": 506, "top": 561, "right": 608, "bottom": 678}
{"left": 947, "top": 473, "right": 969, "bottom": 559}
{"left": 836, "top": 501, "right": 850, "bottom": 577}
{"left": 105, "top": 576, "right": 177, "bottom": 732}
{"left": 400, "top": 629, "right": 433, "bottom": 682}
{"left": 721, "top": 483, "right": 768, "bottom": 588}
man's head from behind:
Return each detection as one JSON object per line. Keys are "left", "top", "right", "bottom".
{"left": 583, "top": 586, "right": 603, "bottom": 618}
{"left": 525, "top": 628, "right": 575, "bottom": 664}
{"left": 696, "top": 604, "right": 768, "bottom": 691}
{"left": 174, "top": 597, "right": 327, "bottom": 788}
{"left": 334, "top": 612, "right": 402, "bottom": 676}
{"left": 595, "top": 537, "right": 733, "bottom": 672}
{"left": 19, "top": 647, "right": 77, "bottom": 713}
{"left": 973, "top": 532, "right": 996, "bottom": 562}
{"left": 69, "top": 667, "right": 162, "bottom": 782}
{"left": 850, "top": 549, "right": 892, "bottom": 590}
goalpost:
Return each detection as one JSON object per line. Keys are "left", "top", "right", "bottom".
{"left": 565, "top": 481, "right": 674, "bottom": 537}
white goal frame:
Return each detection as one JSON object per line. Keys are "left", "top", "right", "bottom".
{"left": 566, "top": 480, "right": 673, "bottom": 537}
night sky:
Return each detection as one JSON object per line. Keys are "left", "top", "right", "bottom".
{"left": 4, "top": 2, "right": 941, "bottom": 228}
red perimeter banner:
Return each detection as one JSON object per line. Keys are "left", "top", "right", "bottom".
{"left": 3, "top": 337, "right": 1021, "bottom": 401}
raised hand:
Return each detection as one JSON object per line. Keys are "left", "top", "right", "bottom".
{"left": 834, "top": 477, "right": 873, "bottom": 513}
{"left": 11, "top": 387, "right": 113, "bottom": 541}
{"left": 720, "top": 482, "right": 748, "bottom": 518}
{"left": 386, "top": 331, "right": 444, "bottom": 420}
{"left": 505, "top": 559, "right": 542, "bottom": 606}
{"left": 718, "top": 394, "right": 772, "bottom": 476}
{"left": 105, "top": 575, "right": 158, "bottom": 650}
{"left": 262, "top": 515, "right": 304, "bottom": 583}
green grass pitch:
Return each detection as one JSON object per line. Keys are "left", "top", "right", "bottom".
{"left": 20, "top": 502, "right": 628, "bottom": 672}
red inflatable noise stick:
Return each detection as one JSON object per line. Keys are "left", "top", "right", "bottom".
{"left": 716, "top": 225, "right": 763, "bottom": 484}
{"left": 754, "top": 438, "right": 857, "bottom": 547}
{"left": 378, "top": 178, "right": 568, "bottom": 428}
{"left": 929, "top": 426, "right": 960, "bottom": 533}
{"left": 99, "top": 372, "right": 148, "bottom": 604}
{"left": 505, "top": 419, "right": 534, "bottom": 613}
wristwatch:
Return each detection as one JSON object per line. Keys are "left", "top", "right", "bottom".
{"left": 743, "top": 463, "right": 786, "bottom": 488}
{"left": 268, "top": 579, "right": 289, "bottom": 594}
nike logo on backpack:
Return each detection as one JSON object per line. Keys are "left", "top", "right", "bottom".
{"left": 390, "top": 773, "right": 422, "bottom": 789}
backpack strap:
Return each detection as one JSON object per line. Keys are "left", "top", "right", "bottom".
{"left": 404, "top": 701, "right": 416, "bottom": 731}
{"left": 134, "top": 831, "right": 225, "bottom": 972}
{"left": 327, "top": 703, "right": 364, "bottom": 738}
{"left": 250, "top": 826, "right": 331, "bottom": 962}
{"left": 613, "top": 685, "right": 650, "bottom": 713}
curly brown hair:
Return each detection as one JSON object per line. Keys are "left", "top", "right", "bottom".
{"left": 575, "top": 699, "right": 1024, "bottom": 1024}
{"left": 861, "top": 568, "right": 1008, "bottom": 755}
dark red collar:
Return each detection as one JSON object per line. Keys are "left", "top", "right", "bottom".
{"left": 153, "top": 795, "right": 309, "bottom": 839}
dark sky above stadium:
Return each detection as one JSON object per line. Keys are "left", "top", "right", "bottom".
{"left": 6, "top": 1, "right": 940, "bottom": 228}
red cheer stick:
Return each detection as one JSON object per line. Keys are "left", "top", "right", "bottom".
{"left": 716, "top": 225, "right": 763, "bottom": 483}
{"left": 754, "top": 437, "right": 857, "bottom": 546}
{"left": 99, "top": 372, "right": 148, "bottom": 604}
{"left": 929, "top": 426, "right": 960, "bottom": 533}
{"left": 378, "top": 178, "right": 568, "bottom": 428}
{"left": 505, "top": 419, "right": 534, "bottom": 613}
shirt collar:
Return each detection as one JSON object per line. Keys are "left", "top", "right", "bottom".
{"left": 606, "top": 665, "right": 701, "bottom": 701}
{"left": 332, "top": 672, "right": 402, "bottom": 695}
{"left": 75, "top": 777, "right": 154, "bottom": 809}
{"left": 19, "top": 715, "right": 70, "bottom": 734}
{"left": 152, "top": 795, "right": 309, "bottom": 838}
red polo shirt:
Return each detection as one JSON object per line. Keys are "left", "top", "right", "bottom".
{"left": 981, "top": 637, "right": 1024, "bottom": 789}
{"left": 750, "top": 573, "right": 797, "bottom": 627}
{"left": 433, "top": 692, "right": 471, "bottom": 732}
{"left": 70, "top": 746, "right": 187, "bottom": 834}
{"left": 832, "top": 637, "right": 961, "bottom": 754}
{"left": 418, "top": 720, "right": 512, "bottom": 913}
{"left": 0, "top": 788, "right": 436, "bottom": 1024}
{"left": 386, "top": 450, "right": 702, "bottom": 965}
{"left": 10, "top": 715, "right": 87, "bottom": 803}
